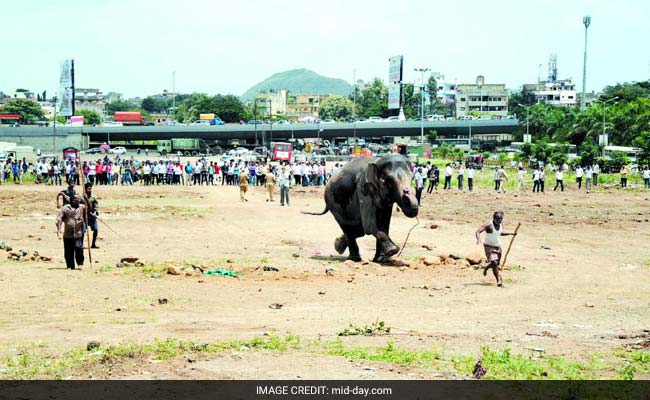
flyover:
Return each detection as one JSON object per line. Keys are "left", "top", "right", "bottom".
{"left": 0, "top": 119, "right": 518, "bottom": 151}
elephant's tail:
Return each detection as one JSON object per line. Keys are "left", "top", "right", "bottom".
{"left": 301, "top": 207, "right": 329, "bottom": 216}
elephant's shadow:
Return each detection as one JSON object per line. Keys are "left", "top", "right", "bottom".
{"left": 309, "top": 255, "right": 403, "bottom": 267}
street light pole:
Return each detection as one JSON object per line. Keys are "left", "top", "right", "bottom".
{"left": 595, "top": 96, "right": 618, "bottom": 155}
{"left": 581, "top": 16, "right": 591, "bottom": 111}
{"left": 414, "top": 67, "right": 430, "bottom": 143}
{"left": 518, "top": 103, "right": 532, "bottom": 139}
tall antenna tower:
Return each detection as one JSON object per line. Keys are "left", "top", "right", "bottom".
{"left": 548, "top": 53, "right": 558, "bottom": 83}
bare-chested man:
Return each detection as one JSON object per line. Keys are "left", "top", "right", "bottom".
{"left": 475, "top": 211, "right": 517, "bottom": 287}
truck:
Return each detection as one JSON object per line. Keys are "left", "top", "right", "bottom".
{"left": 198, "top": 113, "right": 225, "bottom": 125}
{"left": 156, "top": 138, "right": 210, "bottom": 156}
{"left": 114, "top": 111, "right": 146, "bottom": 126}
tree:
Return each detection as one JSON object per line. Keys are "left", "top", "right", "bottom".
{"left": 532, "top": 140, "right": 551, "bottom": 163}
{"left": 520, "top": 142, "right": 533, "bottom": 161}
{"left": 3, "top": 98, "right": 44, "bottom": 123}
{"left": 105, "top": 101, "right": 135, "bottom": 115}
{"left": 141, "top": 97, "right": 156, "bottom": 113}
{"left": 75, "top": 109, "right": 101, "bottom": 125}
{"left": 634, "top": 130, "right": 650, "bottom": 167}
{"left": 318, "top": 96, "right": 354, "bottom": 121}
{"left": 212, "top": 94, "right": 246, "bottom": 123}
{"left": 356, "top": 78, "right": 388, "bottom": 118}
{"left": 426, "top": 75, "right": 438, "bottom": 114}
{"left": 508, "top": 88, "right": 536, "bottom": 120}
{"left": 578, "top": 138, "right": 601, "bottom": 166}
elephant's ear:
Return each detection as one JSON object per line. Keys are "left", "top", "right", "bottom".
{"left": 364, "top": 163, "right": 379, "bottom": 195}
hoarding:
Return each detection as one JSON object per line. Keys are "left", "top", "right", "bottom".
{"left": 57, "top": 59, "right": 73, "bottom": 116}
{"left": 70, "top": 116, "right": 83, "bottom": 126}
{"left": 388, "top": 55, "right": 403, "bottom": 83}
{"left": 388, "top": 83, "right": 401, "bottom": 110}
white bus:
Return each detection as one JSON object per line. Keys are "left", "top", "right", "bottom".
{"left": 603, "top": 146, "right": 640, "bottom": 162}
{"left": 435, "top": 138, "right": 471, "bottom": 150}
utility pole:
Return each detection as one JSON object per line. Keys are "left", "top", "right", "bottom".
{"left": 595, "top": 97, "right": 618, "bottom": 156}
{"left": 581, "top": 16, "right": 591, "bottom": 111}
{"left": 414, "top": 67, "right": 430, "bottom": 143}
{"left": 518, "top": 103, "right": 532, "bottom": 139}
{"left": 172, "top": 71, "right": 176, "bottom": 120}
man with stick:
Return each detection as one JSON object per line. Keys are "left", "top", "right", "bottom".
{"left": 56, "top": 195, "right": 86, "bottom": 270}
{"left": 84, "top": 183, "right": 100, "bottom": 249}
{"left": 475, "top": 211, "right": 518, "bottom": 287}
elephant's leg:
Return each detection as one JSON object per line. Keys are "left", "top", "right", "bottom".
{"left": 334, "top": 234, "right": 348, "bottom": 254}
{"left": 373, "top": 210, "right": 398, "bottom": 262}
{"left": 346, "top": 231, "right": 362, "bottom": 262}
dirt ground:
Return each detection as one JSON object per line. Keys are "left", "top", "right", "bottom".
{"left": 0, "top": 181, "right": 649, "bottom": 379}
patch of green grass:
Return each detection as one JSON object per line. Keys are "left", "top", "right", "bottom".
{"left": 322, "top": 338, "right": 442, "bottom": 367}
{"left": 452, "top": 346, "right": 597, "bottom": 380}
{"left": 260, "top": 257, "right": 269, "bottom": 264}
{"left": 613, "top": 350, "right": 650, "bottom": 379}
{"left": 98, "top": 265, "right": 114, "bottom": 273}
{"left": 337, "top": 320, "right": 390, "bottom": 336}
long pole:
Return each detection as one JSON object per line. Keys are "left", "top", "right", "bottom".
{"left": 353, "top": 68, "right": 357, "bottom": 140}
{"left": 499, "top": 222, "right": 521, "bottom": 271}
{"left": 80, "top": 171, "right": 93, "bottom": 269}
{"left": 581, "top": 16, "right": 591, "bottom": 111}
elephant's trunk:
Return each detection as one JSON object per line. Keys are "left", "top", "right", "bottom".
{"left": 397, "top": 186, "right": 419, "bottom": 218}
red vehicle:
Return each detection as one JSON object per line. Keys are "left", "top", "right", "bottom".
{"left": 114, "top": 111, "right": 145, "bottom": 125}
{"left": 271, "top": 142, "right": 293, "bottom": 162}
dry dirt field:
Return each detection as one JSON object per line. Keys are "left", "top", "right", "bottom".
{"left": 0, "top": 181, "right": 649, "bottom": 379}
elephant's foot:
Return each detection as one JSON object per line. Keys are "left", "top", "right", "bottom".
{"left": 373, "top": 254, "right": 390, "bottom": 264}
{"left": 381, "top": 240, "right": 400, "bottom": 258}
{"left": 334, "top": 235, "right": 348, "bottom": 254}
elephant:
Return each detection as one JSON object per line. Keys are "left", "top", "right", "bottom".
{"left": 303, "top": 154, "right": 419, "bottom": 262}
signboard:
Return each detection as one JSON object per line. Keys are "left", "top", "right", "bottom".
{"left": 57, "top": 60, "right": 73, "bottom": 116}
{"left": 388, "top": 55, "right": 403, "bottom": 83}
{"left": 388, "top": 83, "right": 401, "bottom": 110}
{"left": 70, "top": 116, "right": 83, "bottom": 126}
{"left": 598, "top": 134, "right": 608, "bottom": 147}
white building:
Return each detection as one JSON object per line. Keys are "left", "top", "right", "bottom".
{"left": 432, "top": 72, "right": 457, "bottom": 105}
{"left": 523, "top": 79, "right": 577, "bottom": 108}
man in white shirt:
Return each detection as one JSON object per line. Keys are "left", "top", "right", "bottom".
{"left": 575, "top": 165, "right": 584, "bottom": 189}
{"left": 143, "top": 162, "right": 151, "bottom": 186}
{"left": 643, "top": 166, "right": 650, "bottom": 189}
{"left": 444, "top": 164, "right": 453, "bottom": 190}
{"left": 516, "top": 167, "right": 527, "bottom": 192}
{"left": 553, "top": 169, "right": 564, "bottom": 191}
{"left": 279, "top": 166, "right": 291, "bottom": 206}
{"left": 592, "top": 163, "right": 600, "bottom": 186}
{"left": 585, "top": 166, "right": 593, "bottom": 190}
{"left": 532, "top": 168, "right": 540, "bottom": 192}
{"left": 413, "top": 167, "right": 425, "bottom": 206}
{"left": 457, "top": 165, "right": 465, "bottom": 190}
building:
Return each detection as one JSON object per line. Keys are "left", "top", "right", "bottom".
{"left": 432, "top": 72, "right": 457, "bottom": 105}
{"left": 254, "top": 89, "right": 288, "bottom": 118}
{"left": 12, "top": 89, "right": 36, "bottom": 99}
{"left": 455, "top": 76, "right": 508, "bottom": 117}
{"left": 75, "top": 88, "right": 105, "bottom": 115}
{"left": 523, "top": 79, "right": 577, "bottom": 107}
{"left": 286, "top": 93, "right": 329, "bottom": 120}
{"left": 105, "top": 92, "right": 123, "bottom": 104}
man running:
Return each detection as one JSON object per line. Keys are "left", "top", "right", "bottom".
{"left": 475, "top": 211, "right": 517, "bottom": 287}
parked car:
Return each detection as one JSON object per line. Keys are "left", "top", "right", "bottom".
{"left": 247, "top": 120, "right": 263, "bottom": 125}
{"left": 191, "top": 120, "right": 211, "bottom": 125}
{"left": 109, "top": 146, "right": 127, "bottom": 155}
{"left": 274, "top": 120, "right": 291, "bottom": 125}
{"left": 367, "top": 116, "right": 384, "bottom": 123}
{"left": 321, "top": 119, "right": 336, "bottom": 124}
{"left": 386, "top": 116, "right": 401, "bottom": 122}
{"left": 85, "top": 147, "right": 103, "bottom": 154}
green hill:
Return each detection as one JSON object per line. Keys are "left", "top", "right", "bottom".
{"left": 242, "top": 69, "right": 353, "bottom": 100}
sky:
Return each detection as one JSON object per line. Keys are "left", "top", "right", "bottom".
{"left": 1, "top": 0, "right": 649, "bottom": 99}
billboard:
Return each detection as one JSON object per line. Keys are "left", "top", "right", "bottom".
{"left": 70, "top": 116, "right": 83, "bottom": 126}
{"left": 57, "top": 59, "right": 73, "bottom": 116}
{"left": 388, "top": 83, "right": 401, "bottom": 110}
{"left": 388, "top": 55, "right": 403, "bottom": 83}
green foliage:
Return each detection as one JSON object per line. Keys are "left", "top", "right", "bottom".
{"left": 174, "top": 93, "right": 246, "bottom": 123}
{"left": 140, "top": 96, "right": 171, "bottom": 113}
{"left": 532, "top": 140, "right": 551, "bottom": 163}
{"left": 318, "top": 96, "right": 354, "bottom": 121}
{"left": 323, "top": 339, "right": 441, "bottom": 366}
{"left": 337, "top": 320, "right": 390, "bottom": 336}
{"left": 426, "top": 75, "right": 438, "bottom": 114}
{"left": 452, "top": 346, "right": 596, "bottom": 380}
{"left": 74, "top": 109, "right": 101, "bottom": 125}
{"left": 105, "top": 101, "right": 136, "bottom": 115}
{"left": 603, "top": 151, "right": 630, "bottom": 172}
{"left": 579, "top": 138, "right": 601, "bottom": 166}
{"left": 634, "top": 130, "right": 650, "bottom": 166}
{"left": 427, "top": 129, "right": 438, "bottom": 144}
{"left": 2, "top": 98, "right": 44, "bottom": 123}
{"left": 520, "top": 142, "right": 533, "bottom": 161}
{"left": 355, "top": 78, "right": 389, "bottom": 118}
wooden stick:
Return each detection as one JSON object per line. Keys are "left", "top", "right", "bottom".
{"left": 79, "top": 167, "right": 93, "bottom": 269}
{"left": 499, "top": 222, "right": 521, "bottom": 271}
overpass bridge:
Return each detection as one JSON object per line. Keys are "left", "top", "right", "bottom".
{"left": 0, "top": 119, "right": 518, "bottom": 152}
